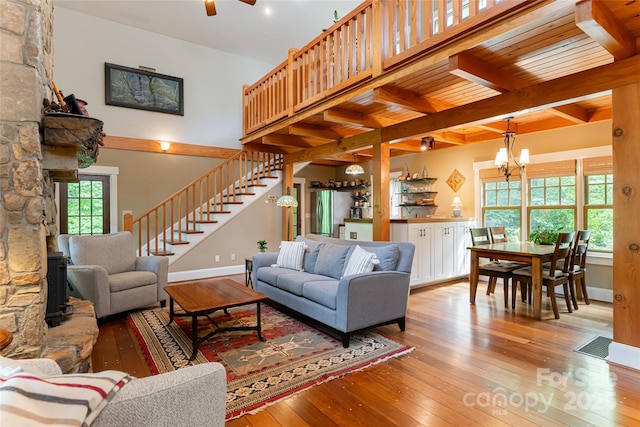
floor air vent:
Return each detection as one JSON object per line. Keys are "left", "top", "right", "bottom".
{"left": 574, "top": 336, "right": 612, "bottom": 360}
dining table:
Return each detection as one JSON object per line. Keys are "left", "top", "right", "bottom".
{"left": 468, "top": 242, "right": 557, "bottom": 319}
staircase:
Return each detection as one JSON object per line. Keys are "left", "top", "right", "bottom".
{"left": 124, "top": 151, "right": 283, "bottom": 265}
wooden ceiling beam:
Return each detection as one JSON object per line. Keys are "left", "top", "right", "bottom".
{"left": 288, "top": 124, "right": 341, "bottom": 140}
{"left": 548, "top": 103, "right": 590, "bottom": 123}
{"left": 449, "top": 52, "right": 523, "bottom": 92}
{"left": 576, "top": 0, "right": 636, "bottom": 60}
{"left": 284, "top": 54, "right": 640, "bottom": 164}
{"left": 439, "top": 132, "right": 466, "bottom": 145}
{"left": 450, "top": 51, "right": 590, "bottom": 124}
{"left": 373, "top": 86, "right": 449, "bottom": 114}
{"left": 261, "top": 134, "right": 325, "bottom": 148}
{"left": 323, "top": 108, "right": 398, "bottom": 129}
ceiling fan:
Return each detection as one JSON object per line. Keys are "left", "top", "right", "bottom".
{"left": 205, "top": 0, "right": 256, "bottom": 16}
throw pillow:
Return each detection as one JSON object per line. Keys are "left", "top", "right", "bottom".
{"left": 295, "top": 236, "right": 324, "bottom": 273}
{"left": 342, "top": 245, "right": 380, "bottom": 277}
{"left": 314, "top": 243, "right": 352, "bottom": 279}
{"left": 366, "top": 244, "right": 401, "bottom": 271}
{"left": 275, "top": 241, "right": 306, "bottom": 271}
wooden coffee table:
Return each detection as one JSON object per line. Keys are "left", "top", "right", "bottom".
{"left": 165, "top": 278, "right": 268, "bottom": 361}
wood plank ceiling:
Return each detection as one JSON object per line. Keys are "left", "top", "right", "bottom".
{"left": 241, "top": 0, "right": 640, "bottom": 167}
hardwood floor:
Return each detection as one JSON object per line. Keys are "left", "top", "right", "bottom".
{"left": 92, "top": 275, "right": 640, "bottom": 426}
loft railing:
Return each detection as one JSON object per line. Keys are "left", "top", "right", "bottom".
{"left": 243, "top": 0, "right": 523, "bottom": 136}
{"left": 124, "top": 151, "right": 283, "bottom": 256}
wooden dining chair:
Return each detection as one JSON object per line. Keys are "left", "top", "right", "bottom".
{"left": 567, "top": 230, "right": 592, "bottom": 308}
{"left": 470, "top": 227, "right": 521, "bottom": 308}
{"left": 489, "top": 226, "right": 530, "bottom": 300}
{"left": 511, "top": 231, "right": 576, "bottom": 319}
{"left": 543, "top": 230, "right": 592, "bottom": 309}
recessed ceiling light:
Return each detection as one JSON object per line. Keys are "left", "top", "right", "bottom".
{"left": 264, "top": 6, "right": 272, "bottom": 16}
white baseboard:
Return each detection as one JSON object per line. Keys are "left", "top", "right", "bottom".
{"left": 168, "top": 265, "right": 245, "bottom": 283}
{"left": 608, "top": 342, "right": 640, "bottom": 371}
{"left": 585, "top": 286, "right": 613, "bottom": 303}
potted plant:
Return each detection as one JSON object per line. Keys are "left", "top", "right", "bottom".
{"left": 528, "top": 225, "right": 564, "bottom": 245}
{"left": 257, "top": 240, "right": 268, "bottom": 253}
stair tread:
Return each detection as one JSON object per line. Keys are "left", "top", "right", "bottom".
{"left": 182, "top": 230, "right": 205, "bottom": 234}
{"left": 196, "top": 220, "right": 219, "bottom": 224}
{"left": 236, "top": 184, "right": 267, "bottom": 188}
{"left": 206, "top": 210, "right": 231, "bottom": 214}
{"left": 162, "top": 240, "right": 190, "bottom": 245}
{"left": 151, "top": 251, "right": 174, "bottom": 256}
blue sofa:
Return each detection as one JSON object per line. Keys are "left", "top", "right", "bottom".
{"left": 252, "top": 234, "right": 415, "bottom": 347}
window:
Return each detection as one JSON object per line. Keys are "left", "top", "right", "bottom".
{"left": 583, "top": 156, "right": 613, "bottom": 252}
{"left": 527, "top": 161, "right": 576, "bottom": 236}
{"left": 60, "top": 175, "right": 110, "bottom": 235}
{"left": 482, "top": 180, "right": 522, "bottom": 242}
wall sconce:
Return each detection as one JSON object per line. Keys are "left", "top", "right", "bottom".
{"left": 421, "top": 136, "right": 435, "bottom": 151}
{"left": 265, "top": 195, "right": 278, "bottom": 204}
{"left": 160, "top": 141, "right": 171, "bottom": 152}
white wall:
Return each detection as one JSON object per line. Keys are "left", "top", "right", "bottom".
{"left": 53, "top": 7, "right": 274, "bottom": 148}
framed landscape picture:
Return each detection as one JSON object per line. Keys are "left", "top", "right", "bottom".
{"left": 104, "top": 63, "right": 184, "bottom": 116}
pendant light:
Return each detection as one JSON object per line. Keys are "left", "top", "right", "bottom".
{"left": 345, "top": 153, "right": 365, "bottom": 175}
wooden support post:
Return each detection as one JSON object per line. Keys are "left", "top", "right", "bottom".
{"left": 282, "top": 163, "right": 295, "bottom": 241}
{"left": 372, "top": 141, "right": 390, "bottom": 241}
{"left": 610, "top": 81, "right": 640, "bottom": 369}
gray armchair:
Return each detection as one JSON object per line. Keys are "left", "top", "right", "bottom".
{"left": 0, "top": 356, "right": 226, "bottom": 427}
{"left": 58, "top": 232, "right": 169, "bottom": 318}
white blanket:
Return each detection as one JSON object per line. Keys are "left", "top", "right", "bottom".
{"left": 0, "top": 367, "right": 131, "bottom": 426}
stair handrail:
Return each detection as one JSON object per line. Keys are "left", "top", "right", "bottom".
{"left": 124, "top": 151, "right": 283, "bottom": 256}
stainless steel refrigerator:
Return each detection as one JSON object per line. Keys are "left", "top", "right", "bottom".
{"left": 310, "top": 190, "right": 352, "bottom": 237}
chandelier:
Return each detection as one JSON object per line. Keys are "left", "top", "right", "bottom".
{"left": 345, "top": 153, "right": 365, "bottom": 175}
{"left": 494, "top": 117, "right": 529, "bottom": 181}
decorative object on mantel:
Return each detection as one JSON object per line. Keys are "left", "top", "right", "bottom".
{"left": 451, "top": 196, "right": 463, "bottom": 217}
{"left": 43, "top": 112, "right": 105, "bottom": 168}
{"left": 446, "top": 169, "right": 466, "bottom": 193}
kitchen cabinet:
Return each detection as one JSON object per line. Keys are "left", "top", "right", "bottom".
{"left": 391, "top": 219, "right": 475, "bottom": 288}
{"left": 455, "top": 222, "right": 476, "bottom": 275}
{"left": 433, "top": 223, "right": 455, "bottom": 281}
{"left": 391, "top": 223, "right": 433, "bottom": 287}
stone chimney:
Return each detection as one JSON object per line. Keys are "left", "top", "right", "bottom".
{"left": 0, "top": 0, "right": 54, "bottom": 358}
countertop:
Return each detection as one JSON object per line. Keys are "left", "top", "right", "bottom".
{"left": 343, "top": 217, "right": 476, "bottom": 223}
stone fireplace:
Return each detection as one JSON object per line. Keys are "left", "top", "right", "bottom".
{"left": 0, "top": 0, "right": 98, "bottom": 372}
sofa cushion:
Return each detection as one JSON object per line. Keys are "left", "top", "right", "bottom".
{"left": 69, "top": 232, "right": 137, "bottom": 275}
{"left": 365, "top": 244, "right": 401, "bottom": 271}
{"left": 276, "top": 271, "right": 328, "bottom": 296}
{"left": 302, "top": 280, "right": 339, "bottom": 310}
{"left": 314, "top": 243, "right": 353, "bottom": 279}
{"left": 275, "top": 241, "right": 306, "bottom": 271}
{"left": 295, "top": 236, "right": 324, "bottom": 273}
{"left": 342, "top": 245, "right": 379, "bottom": 277}
{"left": 256, "top": 266, "right": 283, "bottom": 286}
{"left": 109, "top": 271, "right": 158, "bottom": 292}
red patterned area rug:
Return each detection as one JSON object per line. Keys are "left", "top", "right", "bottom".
{"left": 128, "top": 304, "right": 413, "bottom": 420}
